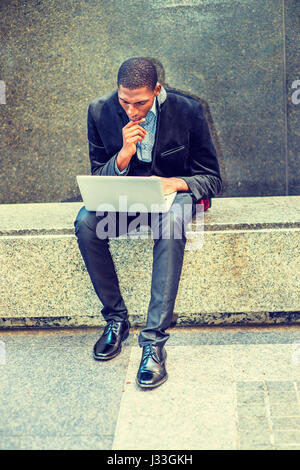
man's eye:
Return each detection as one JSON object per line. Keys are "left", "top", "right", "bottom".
{"left": 121, "top": 101, "right": 146, "bottom": 106}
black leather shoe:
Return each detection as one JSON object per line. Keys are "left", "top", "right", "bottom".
{"left": 136, "top": 344, "right": 168, "bottom": 389}
{"left": 93, "top": 319, "right": 130, "bottom": 361}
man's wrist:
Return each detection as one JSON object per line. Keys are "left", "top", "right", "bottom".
{"left": 115, "top": 156, "right": 127, "bottom": 175}
{"left": 116, "top": 149, "right": 133, "bottom": 172}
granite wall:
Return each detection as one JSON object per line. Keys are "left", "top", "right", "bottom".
{"left": 0, "top": 0, "right": 299, "bottom": 203}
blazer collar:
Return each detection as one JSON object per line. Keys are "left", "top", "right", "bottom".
{"left": 157, "top": 85, "right": 167, "bottom": 108}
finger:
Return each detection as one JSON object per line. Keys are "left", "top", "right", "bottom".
{"left": 124, "top": 133, "right": 145, "bottom": 142}
{"left": 128, "top": 136, "right": 144, "bottom": 144}
{"left": 124, "top": 126, "right": 147, "bottom": 137}
{"left": 126, "top": 128, "right": 147, "bottom": 137}
{"left": 124, "top": 128, "right": 147, "bottom": 138}
{"left": 128, "top": 124, "right": 147, "bottom": 134}
{"left": 124, "top": 118, "right": 146, "bottom": 128}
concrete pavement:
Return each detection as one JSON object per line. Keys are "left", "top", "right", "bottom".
{"left": 1, "top": 325, "right": 300, "bottom": 450}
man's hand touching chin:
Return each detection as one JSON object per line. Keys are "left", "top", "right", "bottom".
{"left": 150, "top": 175, "right": 189, "bottom": 195}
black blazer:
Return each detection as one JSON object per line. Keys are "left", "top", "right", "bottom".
{"left": 87, "top": 86, "right": 222, "bottom": 202}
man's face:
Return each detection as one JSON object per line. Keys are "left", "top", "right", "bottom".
{"left": 118, "top": 84, "right": 161, "bottom": 121}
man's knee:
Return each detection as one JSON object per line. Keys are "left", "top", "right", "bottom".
{"left": 151, "top": 210, "right": 185, "bottom": 241}
{"left": 74, "top": 206, "right": 98, "bottom": 240}
{"left": 158, "top": 202, "right": 195, "bottom": 240}
{"left": 168, "top": 210, "right": 187, "bottom": 240}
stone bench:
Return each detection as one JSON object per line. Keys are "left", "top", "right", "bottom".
{"left": 0, "top": 196, "right": 299, "bottom": 328}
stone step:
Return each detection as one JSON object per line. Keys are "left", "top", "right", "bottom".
{"left": 0, "top": 196, "right": 299, "bottom": 328}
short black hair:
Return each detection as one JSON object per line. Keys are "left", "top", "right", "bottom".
{"left": 117, "top": 57, "right": 158, "bottom": 91}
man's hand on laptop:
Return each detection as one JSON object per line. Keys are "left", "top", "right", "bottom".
{"left": 150, "top": 176, "right": 189, "bottom": 194}
{"left": 116, "top": 119, "right": 147, "bottom": 172}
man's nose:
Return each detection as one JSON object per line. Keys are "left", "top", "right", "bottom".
{"left": 127, "top": 105, "right": 137, "bottom": 117}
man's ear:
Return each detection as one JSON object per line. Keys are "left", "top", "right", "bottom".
{"left": 154, "top": 83, "right": 161, "bottom": 96}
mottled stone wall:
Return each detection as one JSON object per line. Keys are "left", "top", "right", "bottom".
{"left": 0, "top": 0, "right": 299, "bottom": 203}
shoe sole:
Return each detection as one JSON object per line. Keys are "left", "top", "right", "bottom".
{"left": 93, "top": 330, "right": 129, "bottom": 361}
{"left": 136, "top": 373, "right": 168, "bottom": 389}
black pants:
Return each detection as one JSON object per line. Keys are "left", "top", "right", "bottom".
{"left": 74, "top": 193, "right": 196, "bottom": 348}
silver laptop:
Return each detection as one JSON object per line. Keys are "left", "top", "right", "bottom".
{"left": 76, "top": 175, "right": 177, "bottom": 213}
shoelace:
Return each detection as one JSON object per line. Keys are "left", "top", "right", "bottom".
{"left": 142, "top": 344, "right": 158, "bottom": 361}
{"left": 104, "top": 320, "right": 121, "bottom": 336}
